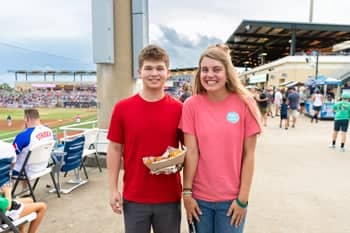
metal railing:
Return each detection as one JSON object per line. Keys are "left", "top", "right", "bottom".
{"left": 59, "top": 121, "right": 109, "bottom": 154}
{"left": 59, "top": 120, "right": 97, "bottom": 139}
{"left": 2, "top": 120, "right": 109, "bottom": 153}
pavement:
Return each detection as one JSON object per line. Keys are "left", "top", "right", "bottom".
{"left": 33, "top": 115, "right": 350, "bottom": 233}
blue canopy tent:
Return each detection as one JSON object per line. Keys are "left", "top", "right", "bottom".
{"left": 315, "top": 75, "right": 341, "bottom": 85}
{"left": 304, "top": 75, "right": 341, "bottom": 119}
{"left": 306, "top": 75, "right": 341, "bottom": 86}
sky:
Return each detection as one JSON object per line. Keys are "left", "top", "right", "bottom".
{"left": 0, "top": 0, "right": 350, "bottom": 85}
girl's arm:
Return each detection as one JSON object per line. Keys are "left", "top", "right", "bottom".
{"left": 183, "top": 133, "right": 202, "bottom": 223}
{"left": 238, "top": 134, "right": 258, "bottom": 203}
{"left": 183, "top": 133, "right": 199, "bottom": 191}
{"left": 227, "top": 134, "right": 258, "bottom": 227}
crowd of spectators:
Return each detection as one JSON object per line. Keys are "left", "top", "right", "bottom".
{"left": 0, "top": 89, "right": 97, "bottom": 108}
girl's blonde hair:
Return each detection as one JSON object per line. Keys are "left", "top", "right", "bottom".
{"left": 194, "top": 44, "right": 262, "bottom": 130}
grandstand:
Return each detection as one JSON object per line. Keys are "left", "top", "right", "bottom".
{"left": 0, "top": 70, "right": 97, "bottom": 108}
{"left": 166, "top": 67, "right": 197, "bottom": 97}
{"left": 9, "top": 70, "right": 96, "bottom": 91}
{"left": 1, "top": 68, "right": 197, "bottom": 108}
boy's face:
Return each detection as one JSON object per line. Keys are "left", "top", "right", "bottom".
{"left": 138, "top": 60, "right": 170, "bottom": 90}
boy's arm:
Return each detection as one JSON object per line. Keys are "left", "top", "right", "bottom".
{"left": 107, "top": 141, "right": 123, "bottom": 214}
{"left": 177, "top": 128, "right": 184, "bottom": 147}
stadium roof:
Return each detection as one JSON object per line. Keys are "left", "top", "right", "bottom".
{"left": 8, "top": 70, "right": 96, "bottom": 76}
{"left": 226, "top": 20, "right": 350, "bottom": 68}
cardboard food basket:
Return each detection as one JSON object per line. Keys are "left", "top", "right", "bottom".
{"left": 143, "top": 147, "right": 187, "bottom": 172}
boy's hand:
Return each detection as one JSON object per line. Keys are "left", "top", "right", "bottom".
{"left": 110, "top": 191, "right": 122, "bottom": 214}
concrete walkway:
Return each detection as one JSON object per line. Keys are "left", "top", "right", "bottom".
{"left": 34, "top": 115, "right": 350, "bottom": 233}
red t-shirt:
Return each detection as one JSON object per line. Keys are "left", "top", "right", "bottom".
{"left": 107, "top": 94, "right": 183, "bottom": 203}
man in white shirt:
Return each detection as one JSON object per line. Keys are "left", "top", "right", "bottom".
{"left": 274, "top": 88, "right": 283, "bottom": 117}
{"left": 13, "top": 108, "right": 53, "bottom": 176}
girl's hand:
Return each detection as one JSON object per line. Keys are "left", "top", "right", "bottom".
{"left": 226, "top": 200, "right": 247, "bottom": 227}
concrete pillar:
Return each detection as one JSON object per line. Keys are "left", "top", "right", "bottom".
{"left": 96, "top": 0, "right": 136, "bottom": 129}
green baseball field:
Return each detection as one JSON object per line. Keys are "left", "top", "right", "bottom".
{"left": 0, "top": 108, "right": 97, "bottom": 141}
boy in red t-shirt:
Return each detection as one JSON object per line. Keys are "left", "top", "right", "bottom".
{"left": 107, "top": 45, "right": 183, "bottom": 233}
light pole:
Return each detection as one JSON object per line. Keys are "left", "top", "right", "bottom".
{"left": 309, "top": 0, "right": 314, "bottom": 23}
{"left": 314, "top": 50, "right": 319, "bottom": 79}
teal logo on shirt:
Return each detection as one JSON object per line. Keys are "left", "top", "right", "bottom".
{"left": 227, "top": 112, "right": 239, "bottom": 124}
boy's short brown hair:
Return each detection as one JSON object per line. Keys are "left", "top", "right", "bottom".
{"left": 24, "top": 108, "right": 40, "bottom": 120}
{"left": 138, "top": 45, "right": 169, "bottom": 68}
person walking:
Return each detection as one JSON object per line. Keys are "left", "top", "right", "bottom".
{"left": 311, "top": 89, "right": 324, "bottom": 123}
{"left": 274, "top": 88, "right": 283, "bottom": 117}
{"left": 107, "top": 45, "right": 182, "bottom": 233}
{"left": 329, "top": 93, "right": 350, "bottom": 152}
{"left": 255, "top": 89, "right": 268, "bottom": 126}
{"left": 279, "top": 97, "right": 289, "bottom": 129}
{"left": 287, "top": 87, "right": 300, "bottom": 128}
{"left": 298, "top": 88, "right": 307, "bottom": 114}
{"left": 6, "top": 115, "right": 12, "bottom": 127}
{"left": 180, "top": 44, "right": 261, "bottom": 233}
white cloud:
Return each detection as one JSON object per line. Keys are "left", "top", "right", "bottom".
{"left": 150, "top": 0, "right": 350, "bottom": 41}
{"left": 0, "top": 0, "right": 91, "bottom": 41}
{"left": 1, "top": 0, "right": 350, "bottom": 72}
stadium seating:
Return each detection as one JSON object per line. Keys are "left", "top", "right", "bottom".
{"left": 0, "top": 158, "right": 38, "bottom": 233}
{"left": 0, "top": 158, "right": 12, "bottom": 188}
{"left": 11, "top": 140, "right": 60, "bottom": 202}
{"left": 0, "top": 211, "right": 37, "bottom": 233}
{"left": 82, "top": 128, "right": 102, "bottom": 173}
{"left": 51, "top": 136, "right": 88, "bottom": 194}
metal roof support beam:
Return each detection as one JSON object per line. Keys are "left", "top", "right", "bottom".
{"left": 290, "top": 29, "right": 296, "bottom": 56}
{"left": 237, "top": 20, "right": 350, "bottom": 32}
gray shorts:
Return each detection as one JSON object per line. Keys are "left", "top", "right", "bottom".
{"left": 123, "top": 199, "right": 181, "bottom": 233}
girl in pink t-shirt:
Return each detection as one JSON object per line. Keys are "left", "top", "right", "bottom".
{"left": 181, "top": 44, "right": 261, "bottom": 233}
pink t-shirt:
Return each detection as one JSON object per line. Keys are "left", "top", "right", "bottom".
{"left": 180, "top": 94, "right": 260, "bottom": 201}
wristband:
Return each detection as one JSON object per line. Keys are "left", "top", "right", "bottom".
{"left": 236, "top": 198, "right": 248, "bottom": 208}
{"left": 182, "top": 190, "right": 192, "bottom": 196}
{"left": 183, "top": 188, "right": 192, "bottom": 191}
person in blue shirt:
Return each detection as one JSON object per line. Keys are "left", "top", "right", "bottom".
{"left": 287, "top": 87, "right": 300, "bottom": 128}
{"left": 280, "top": 97, "right": 289, "bottom": 129}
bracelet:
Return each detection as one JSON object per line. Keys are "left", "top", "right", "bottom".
{"left": 235, "top": 198, "right": 248, "bottom": 208}
{"left": 183, "top": 188, "right": 192, "bottom": 191}
{"left": 182, "top": 190, "right": 192, "bottom": 196}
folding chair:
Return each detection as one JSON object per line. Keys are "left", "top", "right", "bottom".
{"left": 52, "top": 136, "right": 88, "bottom": 194}
{"left": 82, "top": 128, "right": 102, "bottom": 172}
{"left": 11, "top": 140, "right": 60, "bottom": 202}
{"left": 0, "top": 158, "right": 13, "bottom": 188}
{"left": 95, "top": 129, "right": 109, "bottom": 154}
{"left": 0, "top": 159, "right": 37, "bottom": 233}
{"left": 0, "top": 211, "right": 37, "bottom": 233}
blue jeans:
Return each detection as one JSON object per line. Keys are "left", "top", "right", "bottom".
{"left": 195, "top": 199, "right": 246, "bottom": 233}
